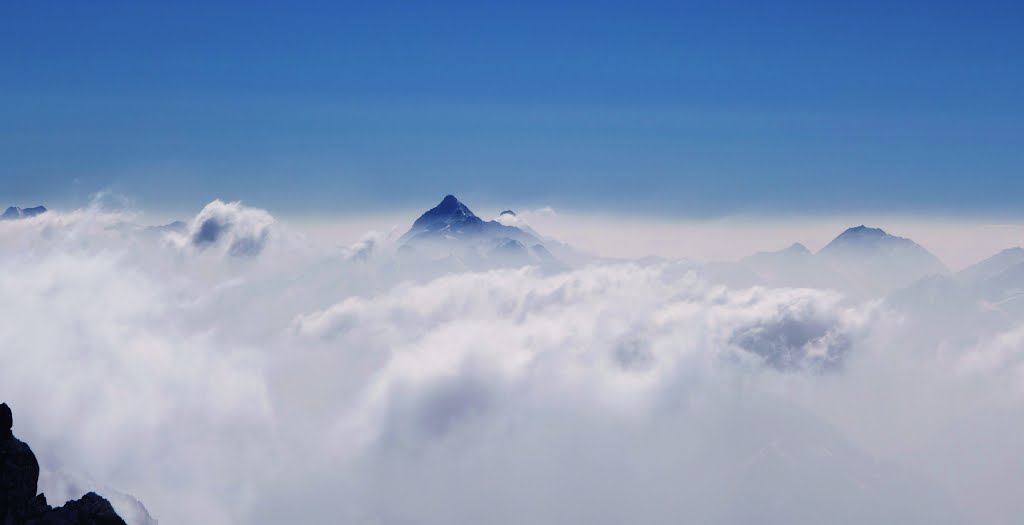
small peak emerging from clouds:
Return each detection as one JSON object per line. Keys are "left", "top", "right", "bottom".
{"left": 1, "top": 206, "right": 47, "bottom": 220}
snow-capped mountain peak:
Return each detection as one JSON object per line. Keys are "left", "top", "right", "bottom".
{"left": 398, "top": 195, "right": 489, "bottom": 244}
{"left": 411, "top": 195, "right": 480, "bottom": 229}
{"left": 396, "top": 195, "right": 571, "bottom": 270}
{"left": 400, "top": 195, "right": 530, "bottom": 242}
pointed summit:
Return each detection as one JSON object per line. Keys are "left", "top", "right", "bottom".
{"left": 409, "top": 195, "right": 481, "bottom": 231}
{"left": 438, "top": 194, "right": 461, "bottom": 209}
{"left": 399, "top": 195, "right": 487, "bottom": 244}
{"left": 397, "top": 194, "right": 556, "bottom": 264}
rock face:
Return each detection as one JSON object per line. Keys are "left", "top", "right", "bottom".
{"left": 0, "top": 403, "right": 127, "bottom": 525}
{"left": 0, "top": 406, "right": 39, "bottom": 520}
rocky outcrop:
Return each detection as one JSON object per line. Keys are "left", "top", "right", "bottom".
{"left": 0, "top": 403, "right": 126, "bottom": 525}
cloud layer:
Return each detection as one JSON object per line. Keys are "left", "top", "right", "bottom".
{"left": 1, "top": 201, "right": 1022, "bottom": 524}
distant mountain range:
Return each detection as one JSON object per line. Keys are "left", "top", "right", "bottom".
{"left": 39, "top": 194, "right": 1018, "bottom": 306}
{"left": 393, "top": 196, "right": 1024, "bottom": 304}
{"left": 1, "top": 206, "right": 47, "bottom": 220}
{"left": 709, "top": 225, "right": 950, "bottom": 296}
{"left": 888, "top": 245, "right": 1024, "bottom": 324}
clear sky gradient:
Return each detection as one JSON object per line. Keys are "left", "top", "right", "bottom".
{"left": 2, "top": 1, "right": 1022, "bottom": 216}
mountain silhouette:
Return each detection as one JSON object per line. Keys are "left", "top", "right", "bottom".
{"left": 0, "top": 403, "right": 127, "bottom": 525}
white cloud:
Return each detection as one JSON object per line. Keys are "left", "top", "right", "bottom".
{"left": 167, "top": 199, "right": 276, "bottom": 257}
{"left": 1, "top": 205, "right": 1023, "bottom": 524}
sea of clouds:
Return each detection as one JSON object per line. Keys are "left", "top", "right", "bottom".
{"left": 2, "top": 199, "right": 1023, "bottom": 524}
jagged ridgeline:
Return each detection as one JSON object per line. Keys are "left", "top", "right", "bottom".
{"left": 0, "top": 403, "right": 126, "bottom": 525}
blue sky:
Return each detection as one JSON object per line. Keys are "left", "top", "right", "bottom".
{"left": 1, "top": 0, "right": 1022, "bottom": 216}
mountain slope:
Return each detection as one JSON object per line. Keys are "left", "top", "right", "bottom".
{"left": 957, "top": 247, "right": 1024, "bottom": 285}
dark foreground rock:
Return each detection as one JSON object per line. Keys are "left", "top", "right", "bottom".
{"left": 0, "top": 403, "right": 126, "bottom": 525}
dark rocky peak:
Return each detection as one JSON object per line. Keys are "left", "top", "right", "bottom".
{"left": 400, "top": 195, "right": 488, "bottom": 243}
{"left": 397, "top": 196, "right": 553, "bottom": 266}
{"left": 0, "top": 403, "right": 127, "bottom": 525}
{"left": 410, "top": 195, "right": 481, "bottom": 231}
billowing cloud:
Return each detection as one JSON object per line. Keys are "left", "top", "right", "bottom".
{"left": 339, "top": 230, "right": 394, "bottom": 262}
{"left": 493, "top": 207, "right": 556, "bottom": 233}
{"left": 1, "top": 205, "right": 1023, "bottom": 524}
{"left": 168, "top": 199, "right": 275, "bottom": 257}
